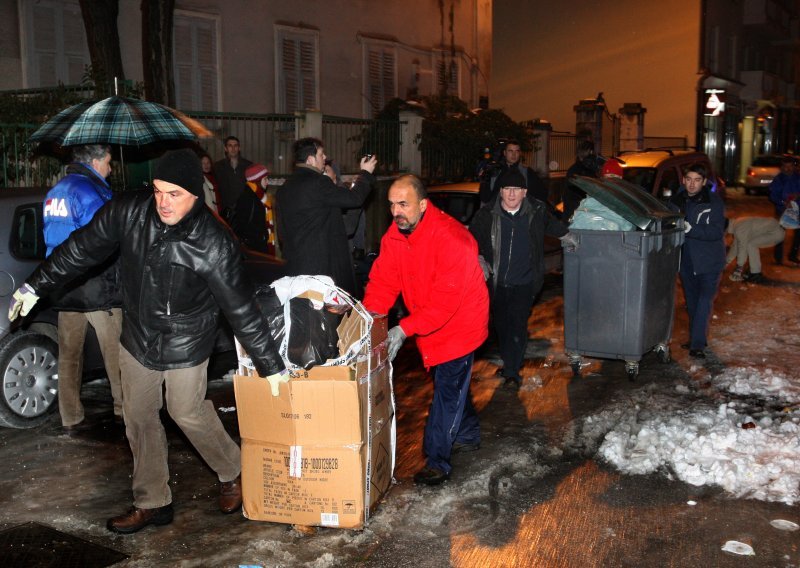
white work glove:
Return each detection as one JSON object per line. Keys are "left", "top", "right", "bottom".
{"left": 477, "top": 255, "right": 491, "bottom": 281}
{"left": 266, "top": 369, "right": 290, "bottom": 396}
{"left": 560, "top": 231, "right": 579, "bottom": 250}
{"left": 386, "top": 326, "right": 406, "bottom": 362}
{"left": 684, "top": 221, "right": 692, "bottom": 234}
{"left": 8, "top": 283, "right": 39, "bottom": 322}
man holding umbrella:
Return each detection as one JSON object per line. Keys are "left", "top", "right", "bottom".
{"left": 8, "top": 149, "right": 286, "bottom": 534}
{"left": 42, "top": 143, "right": 123, "bottom": 434}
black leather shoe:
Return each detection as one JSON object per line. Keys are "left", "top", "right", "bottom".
{"left": 689, "top": 349, "right": 706, "bottom": 359}
{"left": 746, "top": 272, "right": 765, "bottom": 284}
{"left": 413, "top": 467, "right": 450, "bottom": 486}
{"left": 452, "top": 442, "right": 480, "bottom": 454}
{"left": 219, "top": 475, "right": 242, "bottom": 514}
{"left": 106, "top": 504, "right": 173, "bottom": 534}
{"left": 504, "top": 376, "right": 522, "bottom": 389}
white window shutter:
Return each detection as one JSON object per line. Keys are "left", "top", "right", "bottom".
{"left": 277, "top": 28, "right": 317, "bottom": 113}
{"left": 173, "top": 14, "right": 219, "bottom": 111}
{"left": 282, "top": 38, "right": 299, "bottom": 112}
{"left": 300, "top": 39, "right": 316, "bottom": 110}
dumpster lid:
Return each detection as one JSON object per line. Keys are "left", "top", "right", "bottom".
{"left": 570, "top": 176, "right": 683, "bottom": 230}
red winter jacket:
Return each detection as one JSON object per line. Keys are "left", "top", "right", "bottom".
{"left": 363, "top": 203, "right": 489, "bottom": 367}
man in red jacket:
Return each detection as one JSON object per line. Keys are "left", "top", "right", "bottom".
{"left": 363, "top": 174, "right": 489, "bottom": 486}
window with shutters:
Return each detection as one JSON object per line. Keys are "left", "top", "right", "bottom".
{"left": 173, "top": 12, "right": 219, "bottom": 111}
{"left": 275, "top": 26, "right": 319, "bottom": 113}
{"left": 363, "top": 43, "right": 397, "bottom": 118}
{"left": 435, "top": 52, "right": 460, "bottom": 97}
{"left": 22, "top": 0, "right": 90, "bottom": 88}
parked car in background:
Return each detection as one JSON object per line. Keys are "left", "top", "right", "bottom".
{"left": 0, "top": 187, "right": 285, "bottom": 429}
{"left": 616, "top": 150, "right": 726, "bottom": 201}
{"left": 743, "top": 154, "right": 796, "bottom": 195}
{"left": 426, "top": 181, "right": 564, "bottom": 274}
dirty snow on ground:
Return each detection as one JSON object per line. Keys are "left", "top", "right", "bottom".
{"left": 581, "top": 366, "right": 800, "bottom": 505}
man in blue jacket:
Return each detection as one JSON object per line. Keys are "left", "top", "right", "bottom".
{"left": 768, "top": 156, "right": 800, "bottom": 264}
{"left": 43, "top": 144, "right": 123, "bottom": 434}
{"left": 669, "top": 163, "right": 726, "bottom": 358}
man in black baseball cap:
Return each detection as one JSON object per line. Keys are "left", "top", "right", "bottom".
{"left": 9, "top": 148, "right": 286, "bottom": 534}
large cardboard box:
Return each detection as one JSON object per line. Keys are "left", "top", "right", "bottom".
{"left": 234, "top": 303, "right": 393, "bottom": 529}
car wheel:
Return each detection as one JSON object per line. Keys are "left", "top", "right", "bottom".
{"left": 0, "top": 330, "right": 59, "bottom": 429}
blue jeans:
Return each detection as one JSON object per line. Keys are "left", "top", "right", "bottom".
{"left": 423, "top": 352, "right": 480, "bottom": 474}
{"left": 679, "top": 265, "right": 722, "bottom": 350}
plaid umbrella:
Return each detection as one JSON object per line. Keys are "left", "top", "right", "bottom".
{"left": 28, "top": 96, "right": 211, "bottom": 147}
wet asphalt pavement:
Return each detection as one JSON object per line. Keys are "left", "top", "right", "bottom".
{"left": 0, "top": 189, "right": 798, "bottom": 567}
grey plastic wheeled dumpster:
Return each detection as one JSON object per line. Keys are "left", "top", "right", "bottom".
{"left": 563, "top": 176, "right": 684, "bottom": 380}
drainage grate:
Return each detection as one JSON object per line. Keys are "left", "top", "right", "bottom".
{"left": 0, "top": 522, "right": 128, "bottom": 567}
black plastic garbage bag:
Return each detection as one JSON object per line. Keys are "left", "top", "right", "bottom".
{"left": 287, "top": 297, "right": 341, "bottom": 369}
{"left": 254, "top": 285, "right": 285, "bottom": 348}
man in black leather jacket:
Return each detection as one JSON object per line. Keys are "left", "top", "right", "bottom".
{"left": 10, "top": 149, "right": 285, "bottom": 534}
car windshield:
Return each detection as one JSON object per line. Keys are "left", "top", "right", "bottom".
{"left": 427, "top": 192, "right": 481, "bottom": 226}
{"left": 622, "top": 167, "right": 657, "bottom": 193}
{"left": 752, "top": 156, "right": 784, "bottom": 167}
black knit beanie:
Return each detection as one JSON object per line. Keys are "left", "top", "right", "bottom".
{"left": 153, "top": 149, "right": 205, "bottom": 201}
{"left": 497, "top": 167, "right": 527, "bottom": 189}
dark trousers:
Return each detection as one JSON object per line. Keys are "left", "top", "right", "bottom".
{"left": 679, "top": 266, "right": 722, "bottom": 350}
{"left": 492, "top": 282, "right": 535, "bottom": 379}
{"left": 423, "top": 352, "right": 479, "bottom": 474}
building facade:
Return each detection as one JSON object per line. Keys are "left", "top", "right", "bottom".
{"left": 2, "top": 0, "right": 492, "bottom": 118}
{"left": 491, "top": 0, "right": 800, "bottom": 184}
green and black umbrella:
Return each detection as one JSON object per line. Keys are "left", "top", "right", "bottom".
{"left": 28, "top": 95, "right": 211, "bottom": 146}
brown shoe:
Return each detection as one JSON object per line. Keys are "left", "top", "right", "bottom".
{"left": 106, "top": 504, "right": 173, "bottom": 534}
{"left": 219, "top": 475, "right": 242, "bottom": 514}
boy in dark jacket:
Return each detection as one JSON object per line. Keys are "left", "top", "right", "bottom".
{"left": 669, "top": 163, "right": 726, "bottom": 358}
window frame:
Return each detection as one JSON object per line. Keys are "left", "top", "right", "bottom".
{"left": 434, "top": 49, "right": 461, "bottom": 98}
{"left": 20, "top": 0, "right": 90, "bottom": 88}
{"left": 362, "top": 39, "right": 398, "bottom": 118}
{"left": 274, "top": 25, "right": 320, "bottom": 114}
{"left": 173, "top": 10, "right": 221, "bottom": 112}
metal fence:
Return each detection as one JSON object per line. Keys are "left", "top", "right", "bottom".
{"left": 322, "top": 116, "right": 404, "bottom": 175}
{"left": 421, "top": 146, "right": 478, "bottom": 183}
{"left": 548, "top": 132, "right": 579, "bottom": 175}
{"left": 185, "top": 111, "right": 297, "bottom": 176}
{"left": 0, "top": 124, "right": 62, "bottom": 188}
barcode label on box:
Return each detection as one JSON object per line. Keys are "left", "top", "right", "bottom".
{"left": 320, "top": 513, "right": 340, "bottom": 527}
{"left": 289, "top": 446, "right": 302, "bottom": 478}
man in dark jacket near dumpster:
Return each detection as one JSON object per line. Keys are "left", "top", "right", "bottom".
{"left": 470, "top": 169, "right": 573, "bottom": 387}
{"left": 8, "top": 149, "right": 286, "bottom": 534}
{"left": 669, "top": 163, "right": 726, "bottom": 358}
{"left": 276, "top": 137, "right": 377, "bottom": 297}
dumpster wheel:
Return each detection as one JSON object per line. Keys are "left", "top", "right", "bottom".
{"left": 625, "top": 361, "right": 639, "bottom": 382}
{"left": 568, "top": 354, "right": 582, "bottom": 376}
{"left": 655, "top": 343, "right": 671, "bottom": 364}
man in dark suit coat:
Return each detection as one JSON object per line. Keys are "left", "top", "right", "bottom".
{"left": 276, "top": 137, "right": 376, "bottom": 296}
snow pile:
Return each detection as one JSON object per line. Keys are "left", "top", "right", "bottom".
{"left": 587, "top": 367, "right": 800, "bottom": 505}
{"left": 711, "top": 367, "right": 800, "bottom": 405}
